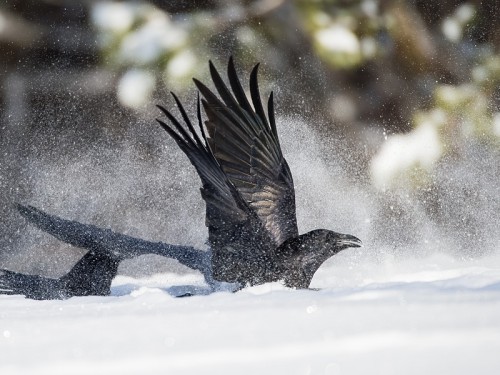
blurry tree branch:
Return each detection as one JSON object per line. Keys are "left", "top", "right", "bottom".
{"left": 0, "top": 8, "right": 43, "bottom": 50}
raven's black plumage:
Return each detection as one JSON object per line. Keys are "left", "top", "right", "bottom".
{"left": 157, "top": 58, "right": 361, "bottom": 287}
{"left": 15, "top": 58, "right": 361, "bottom": 293}
{"left": 0, "top": 251, "right": 120, "bottom": 300}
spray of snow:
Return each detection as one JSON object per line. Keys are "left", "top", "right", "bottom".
{"left": 370, "top": 115, "right": 443, "bottom": 190}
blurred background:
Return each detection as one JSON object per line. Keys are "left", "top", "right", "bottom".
{"left": 0, "top": 0, "right": 499, "bottom": 278}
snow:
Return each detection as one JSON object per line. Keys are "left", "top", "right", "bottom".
{"left": 370, "top": 110, "right": 445, "bottom": 189}
{"left": 315, "top": 25, "right": 360, "bottom": 55}
{"left": 441, "top": 4, "right": 475, "bottom": 43}
{"left": 493, "top": 112, "right": 500, "bottom": 137}
{"left": 164, "top": 49, "right": 198, "bottom": 89}
{"left": 118, "top": 12, "right": 187, "bottom": 66}
{"left": 166, "top": 50, "right": 197, "bottom": 80}
{"left": 90, "top": 2, "right": 136, "bottom": 33}
{"left": 117, "top": 69, "right": 156, "bottom": 109}
{"left": 2, "top": 252, "right": 500, "bottom": 374}
{"left": 442, "top": 18, "right": 462, "bottom": 43}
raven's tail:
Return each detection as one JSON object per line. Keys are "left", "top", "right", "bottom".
{"left": 0, "top": 268, "right": 62, "bottom": 299}
{"left": 0, "top": 251, "right": 120, "bottom": 299}
{"left": 60, "top": 250, "right": 120, "bottom": 297}
{"left": 1, "top": 268, "right": 38, "bottom": 296}
{"left": 16, "top": 204, "right": 209, "bottom": 276}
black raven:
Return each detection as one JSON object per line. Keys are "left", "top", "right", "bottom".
{"left": 0, "top": 250, "right": 120, "bottom": 300}
{"left": 15, "top": 58, "right": 361, "bottom": 293}
{"left": 156, "top": 58, "right": 362, "bottom": 287}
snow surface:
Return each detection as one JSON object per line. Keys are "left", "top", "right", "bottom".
{"left": 2, "top": 251, "right": 500, "bottom": 375}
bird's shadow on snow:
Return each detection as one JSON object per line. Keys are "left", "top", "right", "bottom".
{"left": 111, "top": 282, "right": 214, "bottom": 298}
{"left": 109, "top": 271, "right": 500, "bottom": 299}
{"left": 479, "top": 281, "right": 500, "bottom": 292}
{"left": 109, "top": 273, "right": 243, "bottom": 298}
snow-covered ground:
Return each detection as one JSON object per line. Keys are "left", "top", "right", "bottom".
{"left": 2, "top": 251, "right": 500, "bottom": 375}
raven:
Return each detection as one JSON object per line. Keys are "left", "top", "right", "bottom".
{"left": 15, "top": 58, "right": 361, "bottom": 294}
{"left": 156, "top": 58, "right": 362, "bottom": 288}
{"left": 0, "top": 250, "right": 120, "bottom": 300}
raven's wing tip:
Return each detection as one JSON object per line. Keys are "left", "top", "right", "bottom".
{"left": 16, "top": 203, "right": 38, "bottom": 219}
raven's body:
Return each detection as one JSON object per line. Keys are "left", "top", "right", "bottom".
{"left": 12, "top": 58, "right": 361, "bottom": 298}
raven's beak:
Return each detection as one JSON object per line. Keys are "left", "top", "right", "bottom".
{"left": 338, "top": 234, "right": 362, "bottom": 248}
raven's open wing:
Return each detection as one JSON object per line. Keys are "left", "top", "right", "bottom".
{"left": 157, "top": 95, "right": 276, "bottom": 284}
{"left": 17, "top": 204, "right": 208, "bottom": 274}
{"left": 193, "top": 58, "right": 298, "bottom": 246}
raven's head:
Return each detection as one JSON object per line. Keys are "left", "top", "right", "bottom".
{"left": 279, "top": 229, "right": 362, "bottom": 289}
